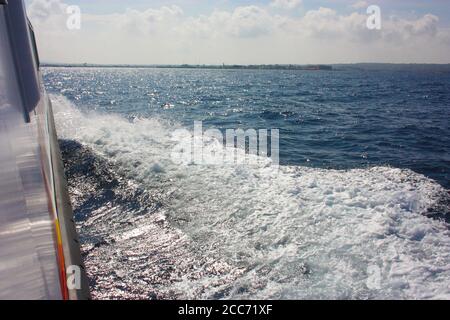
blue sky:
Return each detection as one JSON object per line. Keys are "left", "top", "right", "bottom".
{"left": 26, "top": 0, "right": 450, "bottom": 64}
{"left": 37, "top": 0, "right": 450, "bottom": 24}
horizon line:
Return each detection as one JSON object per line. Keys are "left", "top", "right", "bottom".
{"left": 41, "top": 62, "right": 450, "bottom": 67}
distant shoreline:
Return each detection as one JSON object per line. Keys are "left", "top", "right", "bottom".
{"left": 41, "top": 63, "right": 333, "bottom": 71}
{"left": 41, "top": 63, "right": 450, "bottom": 72}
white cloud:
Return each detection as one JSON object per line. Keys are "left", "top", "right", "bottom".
{"left": 26, "top": 0, "right": 68, "bottom": 34}
{"left": 27, "top": 0, "right": 66, "bottom": 22}
{"left": 350, "top": 1, "right": 368, "bottom": 10}
{"left": 270, "top": 0, "right": 302, "bottom": 10}
{"left": 381, "top": 14, "right": 439, "bottom": 43}
{"left": 26, "top": 0, "right": 450, "bottom": 64}
{"left": 116, "top": 6, "right": 184, "bottom": 35}
{"left": 228, "top": 6, "right": 273, "bottom": 37}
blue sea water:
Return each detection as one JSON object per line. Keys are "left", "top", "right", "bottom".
{"left": 45, "top": 67, "right": 450, "bottom": 188}
{"left": 44, "top": 67, "right": 450, "bottom": 300}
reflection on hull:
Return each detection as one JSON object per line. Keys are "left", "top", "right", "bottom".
{"left": 0, "top": 0, "right": 89, "bottom": 300}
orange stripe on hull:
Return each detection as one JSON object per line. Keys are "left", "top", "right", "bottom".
{"left": 55, "top": 219, "right": 69, "bottom": 300}
{"left": 39, "top": 147, "right": 69, "bottom": 300}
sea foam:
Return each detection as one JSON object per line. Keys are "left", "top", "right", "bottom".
{"left": 52, "top": 94, "right": 450, "bottom": 299}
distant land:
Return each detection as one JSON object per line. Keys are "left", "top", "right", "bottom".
{"left": 41, "top": 63, "right": 333, "bottom": 71}
{"left": 40, "top": 63, "right": 450, "bottom": 72}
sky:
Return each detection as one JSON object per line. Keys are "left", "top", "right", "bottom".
{"left": 25, "top": 0, "right": 450, "bottom": 64}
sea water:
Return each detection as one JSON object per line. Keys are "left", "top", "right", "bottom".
{"left": 45, "top": 66, "right": 450, "bottom": 299}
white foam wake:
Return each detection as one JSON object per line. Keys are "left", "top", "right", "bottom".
{"left": 52, "top": 94, "right": 450, "bottom": 299}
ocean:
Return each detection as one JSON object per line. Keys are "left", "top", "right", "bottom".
{"left": 44, "top": 66, "right": 450, "bottom": 299}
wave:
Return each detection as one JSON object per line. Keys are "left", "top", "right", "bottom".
{"left": 52, "top": 94, "right": 450, "bottom": 300}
